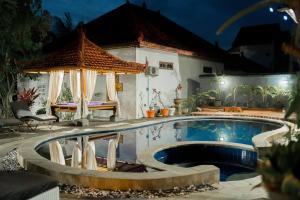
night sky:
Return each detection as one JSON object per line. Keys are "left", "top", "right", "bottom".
{"left": 43, "top": 0, "right": 296, "bottom": 50}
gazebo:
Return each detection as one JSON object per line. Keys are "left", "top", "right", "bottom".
{"left": 25, "top": 28, "right": 146, "bottom": 121}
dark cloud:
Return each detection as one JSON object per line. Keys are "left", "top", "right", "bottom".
{"left": 43, "top": 0, "right": 295, "bottom": 49}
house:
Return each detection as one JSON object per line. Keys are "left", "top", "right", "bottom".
{"left": 229, "top": 23, "right": 292, "bottom": 73}
{"left": 20, "top": 2, "right": 264, "bottom": 119}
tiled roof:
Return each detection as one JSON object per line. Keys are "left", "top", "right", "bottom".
{"left": 46, "top": 3, "right": 226, "bottom": 62}
{"left": 25, "top": 30, "right": 146, "bottom": 73}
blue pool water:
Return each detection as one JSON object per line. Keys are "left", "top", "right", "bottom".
{"left": 154, "top": 144, "right": 258, "bottom": 181}
{"left": 37, "top": 118, "right": 282, "bottom": 181}
{"left": 180, "top": 119, "right": 281, "bottom": 145}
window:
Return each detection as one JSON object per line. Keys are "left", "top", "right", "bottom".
{"left": 203, "top": 66, "right": 213, "bottom": 73}
{"left": 159, "top": 61, "right": 174, "bottom": 70}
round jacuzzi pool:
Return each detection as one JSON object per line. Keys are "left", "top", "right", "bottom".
{"left": 154, "top": 144, "right": 257, "bottom": 181}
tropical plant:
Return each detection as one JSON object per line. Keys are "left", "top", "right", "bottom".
{"left": 58, "top": 83, "right": 73, "bottom": 103}
{"left": 225, "top": 85, "right": 256, "bottom": 107}
{"left": 253, "top": 86, "right": 283, "bottom": 107}
{"left": 182, "top": 95, "right": 197, "bottom": 112}
{"left": 0, "top": 0, "right": 51, "bottom": 117}
{"left": 18, "top": 87, "right": 40, "bottom": 108}
{"left": 259, "top": 132, "right": 300, "bottom": 198}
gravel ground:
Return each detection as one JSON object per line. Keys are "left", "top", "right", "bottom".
{"left": 60, "top": 184, "right": 216, "bottom": 199}
{"left": 0, "top": 149, "right": 22, "bottom": 171}
{"left": 0, "top": 150, "right": 216, "bottom": 199}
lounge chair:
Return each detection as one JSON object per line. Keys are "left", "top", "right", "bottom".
{"left": 0, "top": 171, "right": 59, "bottom": 200}
{"left": 10, "top": 101, "right": 57, "bottom": 130}
{"left": 0, "top": 118, "right": 23, "bottom": 132}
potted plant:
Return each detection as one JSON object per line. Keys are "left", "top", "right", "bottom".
{"left": 146, "top": 106, "right": 155, "bottom": 118}
{"left": 153, "top": 89, "right": 169, "bottom": 117}
{"left": 169, "top": 106, "right": 176, "bottom": 116}
{"left": 182, "top": 95, "right": 197, "bottom": 114}
{"left": 18, "top": 87, "right": 40, "bottom": 108}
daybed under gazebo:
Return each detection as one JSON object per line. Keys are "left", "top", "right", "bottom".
{"left": 25, "top": 29, "right": 146, "bottom": 121}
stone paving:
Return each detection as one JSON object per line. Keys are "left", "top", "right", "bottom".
{"left": 0, "top": 115, "right": 278, "bottom": 200}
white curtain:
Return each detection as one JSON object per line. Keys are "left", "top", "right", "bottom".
{"left": 70, "top": 70, "right": 82, "bottom": 119}
{"left": 107, "top": 134, "right": 121, "bottom": 171}
{"left": 46, "top": 70, "right": 64, "bottom": 115}
{"left": 106, "top": 72, "right": 121, "bottom": 115}
{"left": 85, "top": 141, "right": 97, "bottom": 170}
{"left": 49, "top": 141, "right": 65, "bottom": 165}
{"left": 82, "top": 70, "right": 97, "bottom": 118}
{"left": 71, "top": 142, "right": 82, "bottom": 168}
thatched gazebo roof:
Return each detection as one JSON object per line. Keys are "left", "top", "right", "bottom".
{"left": 25, "top": 29, "right": 146, "bottom": 74}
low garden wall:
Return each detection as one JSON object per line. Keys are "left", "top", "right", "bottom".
{"left": 196, "top": 74, "right": 296, "bottom": 109}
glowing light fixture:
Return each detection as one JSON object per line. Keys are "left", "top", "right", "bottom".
{"left": 269, "top": 7, "right": 274, "bottom": 13}
{"left": 220, "top": 81, "right": 225, "bottom": 85}
{"left": 278, "top": 8, "right": 298, "bottom": 24}
{"left": 280, "top": 77, "right": 289, "bottom": 88}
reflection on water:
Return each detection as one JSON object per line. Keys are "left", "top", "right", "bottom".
{"left": 37, "top": 119, "right": 281, "bottom": 171}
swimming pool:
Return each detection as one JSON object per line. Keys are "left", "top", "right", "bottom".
{"left": 36, "top": 118, "right": 282, "bottom": 181}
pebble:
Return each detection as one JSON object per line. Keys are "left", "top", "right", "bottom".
{"left": 0, "top": 150, "right": 22, "bottom": 171}
{"left": 59, "top": 183, "right": 216, "bottom": 199}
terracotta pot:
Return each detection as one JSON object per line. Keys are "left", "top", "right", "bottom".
{"left": 160, "top": 108, "right": 169, "bottom": 117}
{"left": 146, "top": 110, "right": 155, "bottom": 118}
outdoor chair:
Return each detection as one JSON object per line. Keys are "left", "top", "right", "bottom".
{"left": 0, "top": 118, "right": 23, "bottom": 133}
{"left": 10, "top": 101, "right": 57, "bottom": 130}
{"left": 0, "top": 171, "right": 59, "bottom": 200}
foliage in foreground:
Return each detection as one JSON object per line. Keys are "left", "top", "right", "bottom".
{"left": 259, "top": 133, "right": 300, "bottom": 198}
{"left": 0, "top": 0, "right": 51, "bottom": 117}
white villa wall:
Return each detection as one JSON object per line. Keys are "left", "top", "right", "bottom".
{"left": 178, "top": 55, "right": 224, "bottom": 97}
{"left": 135, "top": 48, "right": 181, "bottom": 118}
